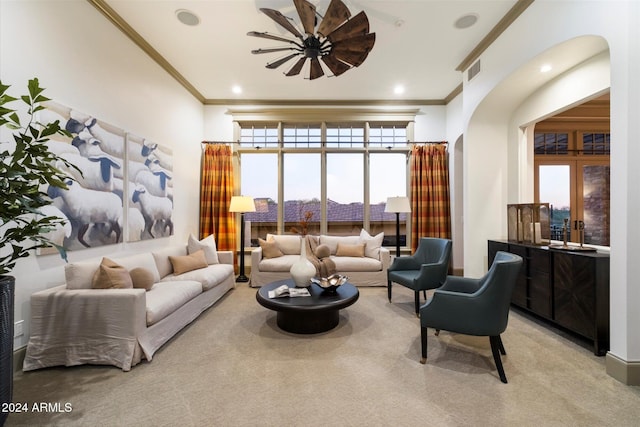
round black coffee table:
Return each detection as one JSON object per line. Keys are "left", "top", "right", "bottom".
{"left": 256, "top": 279, "right": 359, "bottom": 334}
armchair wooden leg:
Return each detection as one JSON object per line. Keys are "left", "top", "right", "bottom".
{"left": 414, "top": 292, "right": 420, "bottom": 316}
{"left": 387, "top": 280, "right": 392, "bottom": 302}
{"left": 497, "top": 335, "right": 506, "bottom": 355}
{"left": 420, "top": 327, "right": 428, "bottom": 364}
{"left": 490, "top": 336, "right": 508, "bottom": 383}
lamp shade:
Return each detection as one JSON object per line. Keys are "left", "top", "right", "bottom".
{"left": 385, "top": 196, "right": 411, "bottom": 213}
{"left": 229, "top": 196, "right": 256, "bottom": 213}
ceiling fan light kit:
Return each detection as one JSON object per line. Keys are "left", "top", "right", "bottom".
{"left": 248, "top": 0, "right": 376, "bottom": 80}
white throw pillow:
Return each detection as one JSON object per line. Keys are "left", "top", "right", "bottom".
{"left": 266, "top": 233, "right": 301, "bottom": 255}
{"left": 187, "top": 234, "right": 219, "bottom": 264}
{"left": 359, "top": 229, "right": 384, "bottom": 259}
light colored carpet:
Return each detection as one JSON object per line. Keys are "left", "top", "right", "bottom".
{"left": 7, "top": 284, "right": 640, "bottom": 427}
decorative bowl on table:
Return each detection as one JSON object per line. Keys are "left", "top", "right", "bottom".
{"left": 311, "top": 274, "right": 348, "bottom": 294}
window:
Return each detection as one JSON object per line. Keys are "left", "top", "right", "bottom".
{"left": 239, "top": 118, "right": 411, "bottom": 248}
{"left": 534, "top": 130, "right": 610, "bottom": 246}
{"left": 240, "top": 153, "right": 277, "bottom": 245}
{"left": 284, "top": 153, "right": 320, "bottom": 235}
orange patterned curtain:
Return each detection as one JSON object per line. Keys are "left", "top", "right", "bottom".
{"left": 410, "top": 144, "right": 451, "bottom": 252}
{"left": 199, "top": 144, "right": 235, "bottom": 253}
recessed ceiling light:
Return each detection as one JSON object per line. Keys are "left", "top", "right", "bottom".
{"left": 454, "top": 13, "right": 478, "bottom": 29}
{"left": 232, "top": 85, "right": 242, "bottom": 94}
{"left": 540, "top": 64, "right": 552, "bottom": 73}
{"left": 176, "top": 9, "right": 200, "bottom": 26}
{"left": 394, "top": 85, "right": 405, "bottom": 95}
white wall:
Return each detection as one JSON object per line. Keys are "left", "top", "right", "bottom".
{"left": 461, "top": 0, "right": 640, "bottom": 366}
{"left": 446, "top": 94, "right": 464, "bottom": 271}
{"left": 1, "top": 1, "right": 204, "bottom": 349}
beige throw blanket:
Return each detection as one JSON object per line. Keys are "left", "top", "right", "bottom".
{"left": 304, "top": 235, "right": 336, "bottom": 278}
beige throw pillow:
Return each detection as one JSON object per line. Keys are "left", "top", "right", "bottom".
{"left": 187, "top": 233, "right": 219, "bottom": 264}
{"left": 169, "top": 249, "right": 208, "bottom": 275}
{"left": 259, "top": 237, "right": 284, "bottom": 259}
{"left": 336, "top": 242, "right": 366, "bottom": 257}
{"left": 91, "top": 258, "right": 133, "bottom": 289}
{"left": 315, "top": 244, "right": 331, "bottom": 259}
{"left": 130, "top": 267, "right": 155, "bottom": 291}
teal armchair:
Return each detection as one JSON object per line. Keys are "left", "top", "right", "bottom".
{"left": 419, "top": 251, "right": 523, "bottom": 383}
{"left": 387, "top": 237, "right": 452, "bottom": 315}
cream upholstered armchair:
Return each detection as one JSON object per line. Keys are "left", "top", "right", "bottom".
{"left": 387, "top": 237, "right": 452, "bottom": 315}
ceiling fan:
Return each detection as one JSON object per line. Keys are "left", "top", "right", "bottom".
{"left": 248, "top": 0, "right": 376, "bottom": 80}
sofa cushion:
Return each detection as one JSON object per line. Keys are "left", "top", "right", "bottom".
{"left": 152, "top": 246, "right": 188, "bottom": 278}
{"left": 65, "top": 258, "right": 102, "bottom": 289}
{"left": 359, "top": 229, "right": 384, "bottom": 259}
{"left": 113, "top": 252, "right": 161, "bottom": 283}
{"left": 130, "top": 268, "right": 155, "bottom": 291}
{"left": 319, "top": 235, "right": 360, "bottom": 255}
{"left": 188, "top": 234, "right": 219, "bottom": 264}
{"left": 169, "top": 250, "right": 208, "bottom": 275}
{"left": 145, "top": 281, "right": 202, "bottom": 326}
{"left": 259, "top": 237, "right": 284, "bottom": 259}
{"left": 336, "top": 242, "right": 365, "bottom": 257}
{"left": 258, "top": 254, "right": 299, "bottom": 272}
{"left": 332, "top": 256, "right": 383, "bottom": 272}
{"left": 267, "top": 233, "right": 301, "bottom": 255}
{"left": 91, "top": 258, "right": 133, "bottom": 289}
{"left": 161, "top": 264, "right": 234, "bottom": 291}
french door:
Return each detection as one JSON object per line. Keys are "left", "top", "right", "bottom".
{"left": 535, "top": 159, "right": 610, "bottom": 246}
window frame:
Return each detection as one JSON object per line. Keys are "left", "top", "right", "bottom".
{"left": 534, "top": 129, "right": 610, "bottom": 246}
{"left": 232, "top": 112, "right": 414, "bottom": 248}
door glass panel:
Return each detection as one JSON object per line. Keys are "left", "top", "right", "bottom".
{"left": 539, "top": 165, "right": 571, "bottom": 241}
{"left": 582, "top": 165, "right": 610, "bottom": 245}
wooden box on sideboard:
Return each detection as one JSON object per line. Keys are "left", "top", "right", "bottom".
{"left": 507, "top": 203, "right": 551, "bottom": 245}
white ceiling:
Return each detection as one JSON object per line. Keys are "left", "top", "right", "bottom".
{"left": 102, "top": 0, "right": 520, "bottom": 102}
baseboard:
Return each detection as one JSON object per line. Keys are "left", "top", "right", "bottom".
{"left": 605, "top": 352, "right": 640, "bottom": 385}
{"left": 13, "top": 346, "right": 25, "bottom": 374}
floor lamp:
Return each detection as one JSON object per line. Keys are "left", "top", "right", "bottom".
{"left": 230, "top": 196, "right": 255, "bottom": 282}
{"left": 385, "top": 196, "right": 411, "bottom": 257}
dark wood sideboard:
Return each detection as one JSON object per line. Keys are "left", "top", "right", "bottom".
{"left": 488, "top": 240, "right": 610, "bottom": 356}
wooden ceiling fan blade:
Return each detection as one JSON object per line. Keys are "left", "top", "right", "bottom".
{"left": 266, "top": 53, "right": 301, "bottom": 69}
{"left": 293, "top": 0, "right": 317, "bottom": 35}
{"left": 309, "top": 58, "right": 324, "bottom": 80}
{"left": 321, "top": 54, "right": 351, "bottom": 76}
{"left": 247, "top": 31, "right": 300, "bottom": 45}
{"left": 252, "top": 47, "right": 300, "bottom": 54}
{"left": 286, "top": 57, "right": 307, "bottom": 76}
{"left": 327, "top": 11, "right": 369, "bottom": 43}
{"left": 260, "top": 8, "right": 304, "bottom": 39}
{"left": 331, "top": 34, "right": 375, "bottom": 66}
{"left": 317, "top": 0, "right": 351, "bottom": 37}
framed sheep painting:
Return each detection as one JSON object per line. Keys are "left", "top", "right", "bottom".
{"left": 39, "top": 101, "right": 125, "bottom": 251}
{"left": 126, "top": 134, "right": 174, "bottom": 241}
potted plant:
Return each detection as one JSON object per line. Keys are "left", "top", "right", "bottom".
{"left": 0, "top": 78, "right": 77, "bottom": 425}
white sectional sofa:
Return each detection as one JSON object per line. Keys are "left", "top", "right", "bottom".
{"left": 250, "top": 231, "right": 391, "bottom": 287}
{"left": 23, "top": 239, "right": 235, "bottom": 372}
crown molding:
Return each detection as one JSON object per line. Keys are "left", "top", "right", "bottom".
{"left": 205, "top": 99, "right": 444, "bottom": 107}
{"left": 86, "top": 0, "right": 206, "bottom": 103}
{"left": 456, "top": 0, "right": 535, "bottom": 72}
{"left": 88, "top": 0, "right": 477, "bottom": 107}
